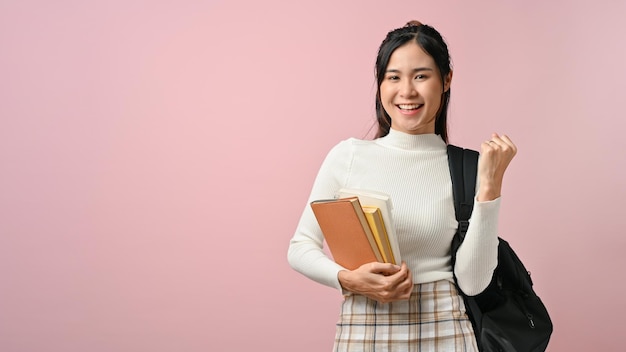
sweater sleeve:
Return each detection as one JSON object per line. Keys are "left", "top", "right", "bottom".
{"left": 287, "top": 140, "right": 353, "bottom": 292}
{"left": 453, "top": 194, "right": 501, "bottom": 296}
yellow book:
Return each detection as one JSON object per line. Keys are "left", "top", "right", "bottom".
{"left": 362, "top": 206, "right": 396, "bottom": 265}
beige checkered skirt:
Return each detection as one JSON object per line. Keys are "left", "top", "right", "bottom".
{"left": 333, "top": 279, "right": 478, "bottom": 352}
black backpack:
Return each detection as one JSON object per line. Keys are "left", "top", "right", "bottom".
{"left": 447, "top": 145, "right": 553, "bottom": 352}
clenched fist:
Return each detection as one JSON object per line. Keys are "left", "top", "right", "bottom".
{"left": 477, "top": 133, "right": 517, "bottom": 202}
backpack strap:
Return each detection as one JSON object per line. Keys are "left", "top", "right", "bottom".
{"left": 447, "top": 145, "right": 479, "bottom": 242}
{"left": 447, "top": 144, "right": 483, "bottom": 348}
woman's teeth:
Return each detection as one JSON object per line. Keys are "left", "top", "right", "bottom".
{"left": 398, "top": 104, "right": 421, "bottom": 110}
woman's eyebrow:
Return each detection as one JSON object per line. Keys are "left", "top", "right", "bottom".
{"left": 385, "top": 67, "right": 434, "bottom": 74}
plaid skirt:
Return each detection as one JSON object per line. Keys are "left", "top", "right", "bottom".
{"left": 333, "top": 280, "right": 478, "bottom": 352}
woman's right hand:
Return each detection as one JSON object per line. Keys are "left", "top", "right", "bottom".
{"left": 337, "top": 262, "right": 413, "bottom": 303}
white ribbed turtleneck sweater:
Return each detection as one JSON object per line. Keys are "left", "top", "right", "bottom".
{"left": 288, "top": 129, "right": 500, "bottom": 296}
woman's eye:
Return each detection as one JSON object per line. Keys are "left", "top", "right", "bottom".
{"left": 415, "top": 74, "right": 427, "bottom": 80}
{"left": 387, "top": 75, "right": 399, "bottom": 81}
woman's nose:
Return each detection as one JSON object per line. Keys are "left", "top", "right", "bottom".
{"left": 400, "top": 81, "right": 417, "bottom": 97}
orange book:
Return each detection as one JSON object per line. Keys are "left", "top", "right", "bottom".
{"left": 310, "top": 197, "right": 383, "bottom": 270}
{"left": 362, "top": 206, "right": 396, "bottom": 265}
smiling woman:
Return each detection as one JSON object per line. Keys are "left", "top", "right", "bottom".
{"left": 288, "top": 20, "right": 518, "bottom": 351}
{"left": 379, "top": 41, "right": 451, "bottom": 136}
{"left": 374, "top": 20, "right": 453, "bottom": 141}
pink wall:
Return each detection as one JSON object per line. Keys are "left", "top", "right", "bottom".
{"left": 1, "top": 0, "right": 625, "bottom": 351}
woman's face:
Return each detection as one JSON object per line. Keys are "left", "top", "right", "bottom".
{"left": 380, "top": 41, "right": 451, "bottom": 135}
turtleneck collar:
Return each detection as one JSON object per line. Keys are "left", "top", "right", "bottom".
{"left": 376, "top": 128, "right": 446, "bottom": 151}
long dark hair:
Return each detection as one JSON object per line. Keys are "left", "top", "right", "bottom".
{"left": 374, "top": 21, "right": 452, "bottom": 142}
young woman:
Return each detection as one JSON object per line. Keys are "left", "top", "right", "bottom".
{"left": 288, "top": 21, "right": 517, "bottom": 351}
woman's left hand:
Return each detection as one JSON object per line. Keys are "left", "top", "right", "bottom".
{"left": 477, "top": 133, "right": 517, "bottom": 202}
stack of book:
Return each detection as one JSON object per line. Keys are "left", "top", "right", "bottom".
{"left": 310, "top": 189, "right": 400, "bottom": 270}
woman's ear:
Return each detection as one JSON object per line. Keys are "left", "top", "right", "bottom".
{"left": 444, "top": 71, "right": 453, "bottom": 92}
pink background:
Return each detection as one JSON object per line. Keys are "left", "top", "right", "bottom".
{"left": 1, "top": 0, "right": 625, "bottom": 351}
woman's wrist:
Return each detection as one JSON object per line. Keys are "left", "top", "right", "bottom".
{"left": 477, "top": 183, "right": 501, "bottom": 202}
{"left": 337, "top": 270, "right": 350, "bottom": 290}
